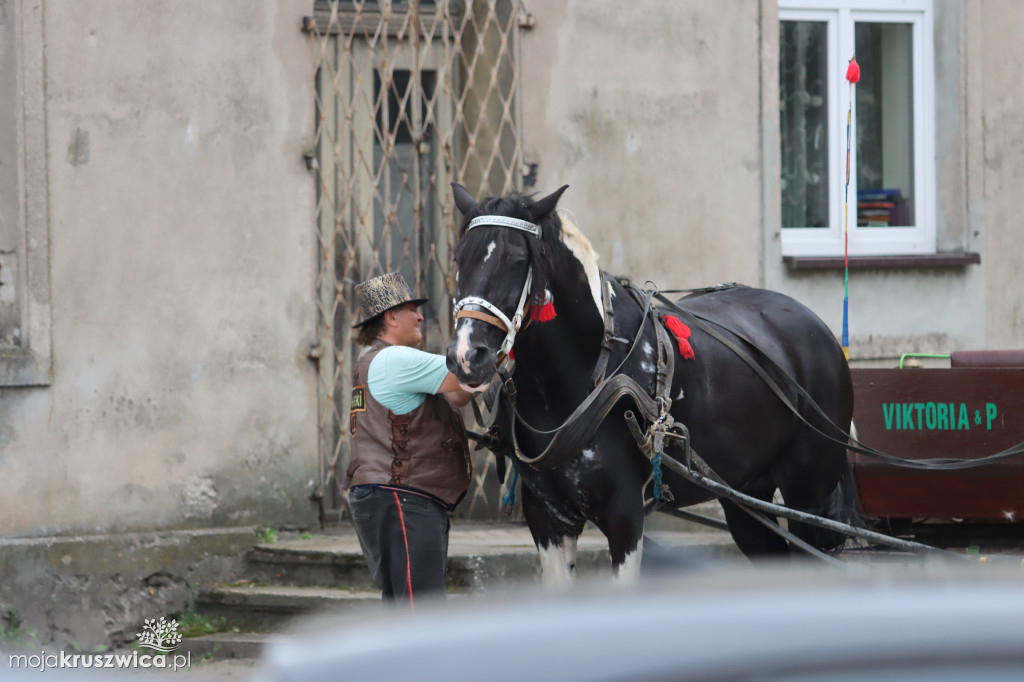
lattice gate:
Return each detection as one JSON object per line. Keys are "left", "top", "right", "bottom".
{"left": 306, "top": 0, "right": 527, "bottom": 523}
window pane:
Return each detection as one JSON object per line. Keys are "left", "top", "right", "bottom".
{"left": 780, "top": 20, "right": 830, "bottom": 228}
{"left": 855, "top": 22, "right": 915, "bottom": 227}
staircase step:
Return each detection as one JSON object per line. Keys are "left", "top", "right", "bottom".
{"left": 243, "top": 526, "right": 737, "bottom": 592}
{"left": 188, "top": 525, "right": 738, "bottom": 660}
{"left": 196, "top": 585, "right": 381, "bottom": 629}
{"left": 183, "top": 632, "right": 274, "bottom": 660}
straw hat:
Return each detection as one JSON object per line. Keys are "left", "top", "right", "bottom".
{"left": 352, "top": 272, "right": 428, "bottom": 328}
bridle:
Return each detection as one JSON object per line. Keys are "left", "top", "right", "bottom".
{"left": 452, "top": 215, "right": 541, "bottom": 366}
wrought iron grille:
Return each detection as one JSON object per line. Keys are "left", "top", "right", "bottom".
{"left": 307, "top": 0, "right": 526, "bottom": 522}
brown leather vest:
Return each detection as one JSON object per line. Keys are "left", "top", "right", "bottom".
{"left": 347, "top": 340, "right": 471, "bottom": 508}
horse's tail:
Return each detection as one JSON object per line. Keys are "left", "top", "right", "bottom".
{"left": 790, "top": 422, "right": 865, "bottom": 553}
{"left": 826, "top": 449, "right": 864, "bottom": 531}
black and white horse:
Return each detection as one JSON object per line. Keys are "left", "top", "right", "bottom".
{"left": 447, "top": 184, "right": 856, "bottom": 582}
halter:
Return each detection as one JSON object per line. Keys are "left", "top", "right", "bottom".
{"left": 453, "top": 214, "right": 541, "bottom": 364}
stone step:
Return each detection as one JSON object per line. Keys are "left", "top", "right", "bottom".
{"left": 195, "top": 584, "right": 382, "bottom": 630}
{"left": 243, "top": 525, "right": 737, "bottom": 591}
{"left": 183, "top": 631, "right": 274, "bottom": 660}
{"left": 189, "top": 525, "right": 739, "bottom": 660}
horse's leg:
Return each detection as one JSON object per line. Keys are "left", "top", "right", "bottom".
{"left": 594, "top": 491, "right": 646, "bottom": 584}
{"left": 538, "top": 535, "right": 579, "bottom": 587}
{"left": 774, "top": 432, "right": 854, "bottom": 552}
{"left": 521, "top": 484, "right": 584, "bottom": 587}
{"left": 719, "top": 483, "right": 790, "bottom": 558}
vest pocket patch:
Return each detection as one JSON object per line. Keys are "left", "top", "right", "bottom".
{"left": 350, "top": 385, "right": 367, "bottom": 438}
{"left": 350, "top": 385, "right": 367, "bottom": 412}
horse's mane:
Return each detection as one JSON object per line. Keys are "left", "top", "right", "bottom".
{"left": 455, "top": 192, "right": 602, "bottom": 315}
{"left": 554, "top": 208, "right": 603, "bottom": 316}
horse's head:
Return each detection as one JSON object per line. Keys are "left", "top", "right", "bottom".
{"left": 446, "top": 183, "right": 568, "bottom": 387}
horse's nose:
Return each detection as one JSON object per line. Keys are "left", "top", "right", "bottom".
{"left": 463, "top": 345, "right": 490, "bottom": 372}
{"left": 451, "top": 323, "right": 493, "bottom": 378}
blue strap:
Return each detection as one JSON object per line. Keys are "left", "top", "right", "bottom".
{"left": 652, "top": 452, "right": 664, "bottom": 501}
{"left": 501, "top": 461, "right": 520, "bottom": 513}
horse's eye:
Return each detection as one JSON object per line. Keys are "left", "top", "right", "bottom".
{"left": 503, "top": 250, "right": 527, "bottom": 266}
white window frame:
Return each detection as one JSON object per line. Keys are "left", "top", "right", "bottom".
{"left": 779, "top": 0, "right": 935, "bottom": 257}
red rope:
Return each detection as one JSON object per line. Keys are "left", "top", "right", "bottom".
{"left": 391, "top": 490, "right": 415, "bottom": 610}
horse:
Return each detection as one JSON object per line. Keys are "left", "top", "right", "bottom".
{"left": 446, "top": 183, "right": 857, "bottom": 583}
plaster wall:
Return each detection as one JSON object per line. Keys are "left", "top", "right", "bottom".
{"left": 520, "top": 0, "right": 765, "bottom": 291}
{"left": 0, "top": 0, "right": 320, "bottom": 536}
{"left": 521, "top": 1, "right": 1019, "bottom": 366}
{"left": 980, "top": 0, "right": 1024, "bottom": 348}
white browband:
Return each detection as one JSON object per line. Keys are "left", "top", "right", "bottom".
{"left": 467, "top": 215, "right": 542, "bottom": 238}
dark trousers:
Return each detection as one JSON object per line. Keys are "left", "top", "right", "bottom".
{"left": 348, "top": 485, "right": 450, "bottom": 605}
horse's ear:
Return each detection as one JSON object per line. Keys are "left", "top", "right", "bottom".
{"left": 451, "top": 183, "right": 478, "bottom": 216}
{"left": 531, "top": 184, "right": 569, "bottom": 220}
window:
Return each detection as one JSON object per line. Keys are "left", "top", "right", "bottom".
{"left": 779, "top": 0, "right": 934, "bottom": 257}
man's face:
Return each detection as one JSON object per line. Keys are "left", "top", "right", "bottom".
{"left": 388, "top": 302, "right": 425, "bottom": 347}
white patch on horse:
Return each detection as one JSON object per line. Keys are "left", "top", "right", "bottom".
{"left": 642, "top": 341, "right": 654, "bottom": 357}
{"left": 640, "top": 361, "right": 655, "bottom": 374}
{"left": 454, "top": 323, "right": 475, "bottom": 375}
{"left": 539, "top": 537, "right": 579, "bottom": 587}
{"left": 556, "top": 209, "right": 603, "bottom": 317}
{"left": 614, "top": 545, "right": 643, "bottom": 585}
{"left": 676, "top": 388, "right": 685, "bottom": 400}
{"left": 483, "top": 240, "right": 497, "bottom": 263}
{"left": 581, "top": 448, "right": 597, "bottom": 461}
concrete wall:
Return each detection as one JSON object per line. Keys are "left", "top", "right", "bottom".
{"left": 520, "top": 0, "right": 765, "bottom": 290}
{"left": 521, "top": 0, "right": 1021, "bottom": 366}
{"left": 980, "top": 0, "right": 1024, "bottom": 347}
{"left": 0, "top": 0, "right": 320, "bottom": 537}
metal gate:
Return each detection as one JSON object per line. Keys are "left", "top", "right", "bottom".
{"left": 306, "top": 0, "right": 526, "bottom": 522}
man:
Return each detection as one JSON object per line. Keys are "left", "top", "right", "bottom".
{"left": 346, "top": 272, "right": 473, "bottom": 607}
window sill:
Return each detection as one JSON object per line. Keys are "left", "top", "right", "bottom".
{"left": 783, "top": 252, "right": 981, "bottom": 270}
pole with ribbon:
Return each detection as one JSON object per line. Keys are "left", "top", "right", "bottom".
{"left": 842, "top": 56, "right": 860, "bottom": 360}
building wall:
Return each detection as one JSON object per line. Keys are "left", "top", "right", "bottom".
{"left": 980, "top": 0, "right": 1024, "bottom": 347}
{"left": 522, "top": 0, "right": 1021, "bottom": 367}
{"left": 2, "top": 0, "right": 1021, "bottom": 536}
{"left": 0, "top": 0, "right": 320, "bottom": 536}
{"left": 520, "top": 0, "right": 765, "bottom": 290}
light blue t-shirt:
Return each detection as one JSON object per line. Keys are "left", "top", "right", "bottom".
{"left": 367, "top": 345, "right": 450, "bottom": 415}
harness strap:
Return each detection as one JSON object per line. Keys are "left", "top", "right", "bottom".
{"left": 652, "top": 290, "right": 1024, "bottom": 470}
{"left": 497, "top": 276, "right": 679, "bottom": 471}
{"left": 456, "top": 309, "right": 508, "bottom": 332}
{"left": 502, "top": 373, "right": 663, "bottom": 469}
{"left": 590, "top": 274, "right": 618, "bottom": 389}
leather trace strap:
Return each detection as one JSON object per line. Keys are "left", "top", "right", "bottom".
{"left": 651, "top": 290, "right": 1024, "bottom": 471}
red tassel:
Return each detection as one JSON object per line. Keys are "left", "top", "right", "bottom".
{"left": 845, "top": 57, "right": 860, "bottom": 84}
{"left": 531, "top": 289, "right": 557, "bottom": 322}
{"left": 663, "top": 315, "right": 695, "bottom": 360}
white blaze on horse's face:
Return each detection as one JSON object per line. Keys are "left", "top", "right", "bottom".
{"left": 454, "top": 323, "right": 475, "bottom": 376}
